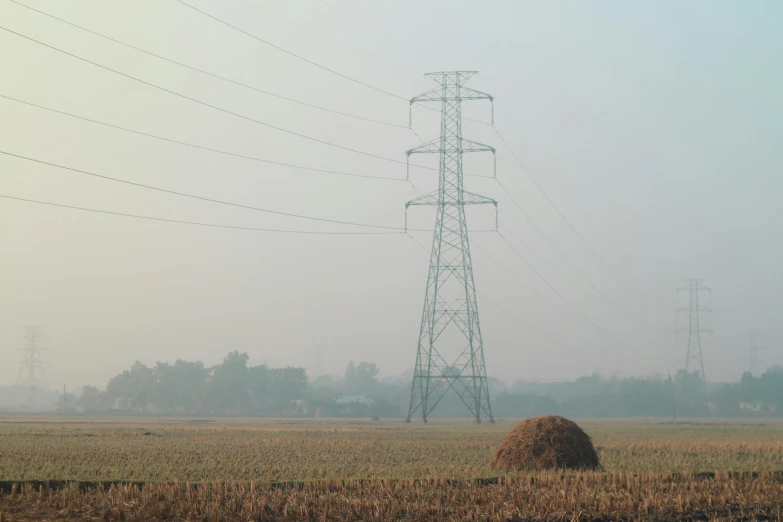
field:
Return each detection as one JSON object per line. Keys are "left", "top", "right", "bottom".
{"left": 2, "top": 417, "right": 783, "bottom": 520}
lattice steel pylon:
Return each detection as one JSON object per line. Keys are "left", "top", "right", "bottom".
{"left": 405, "top": 71, "right": 497, "bottom": 423}
{"left": 15, "top": 325, "right": 49, "bottom": 406}
{"left": 744, "top": 329, "right": 764, "bottom": 376}
{"left": 677, "top": 279, "right": 711, "bottom": 389}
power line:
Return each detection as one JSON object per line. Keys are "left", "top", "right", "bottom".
{"left": 494, "top": 177, "right": 605, "bottom": 297}
{"left": 319, "top": 0, "right": 402, "bottom": 44}
{"left": 0, "top": 149, "right": 423, "bottom": 231}
{"left": 0, "top": 94, "right": 402, "bottom": 181}
{"left": 242, "top": 0, "right": 421, "bottom": 78}
{"left": 471, "top": 237, "right": 563, "bottom": 309}
{"left": 406, "top": 233, "right": 600, "bottom": 359}
{"left": 495, "top": 169, "right": 670, "bottom": 335}
{"left": 173, "top": 0, "right": 407, "bottom": 101}
{"left": 495, "top": 229, "right": 671, "bottom": 362}
{"left": 497, "top": 222, "right": 597, "bottom": 295}
{"left": 492, "top": 125, "right": 649, "bottom": 292}
{"left": 419, "top": 232, "right": 672, "bottom": 364}
{"left": 0, "top": 193, "right": 404, "bottom": 235}
{"left": 176, "top": 0, "right": 490, "bottom": 127}
{"left": 0, "top": 26, "right": 436, "bottom": 171}
{"left": 408, "top": 101, "right": 669, "bottom": 360}
{"left": 409, "top": 108, "right": 666, "bottom": 348}
{"left": 8, "top": 0, "right": 407, "bottom": 129}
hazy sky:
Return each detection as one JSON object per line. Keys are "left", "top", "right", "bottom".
{"left": 1, "top": 0, "right": 781, "bottom": 388}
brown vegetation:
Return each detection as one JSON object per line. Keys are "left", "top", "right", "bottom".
{"left": 2, "top": 474, "right": 783, "bottom": 521}
{"left": 491, "top": 415, "right": 599, "bottom": 471}
{"left": 2, "top": 419, "right": 783, "bottom": 520}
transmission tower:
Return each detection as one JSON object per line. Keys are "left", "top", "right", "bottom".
{"left": 15, "top": 325, "right": 49, "bottom": 405}
{"left": 676, "top": 279, "right": 711, "bottom": 388}
{"left": 744, "top": 329, "right": 764, "bottom": 376}
{"left": 405, "top": 71, "right": 497, "bottom": 423}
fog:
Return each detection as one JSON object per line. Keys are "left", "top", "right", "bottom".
{"left": 1, "top": 0, "right": 780, "bottom": 391}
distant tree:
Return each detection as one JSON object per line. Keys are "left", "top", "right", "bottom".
{"left": 269, "top": 367, "right": 308, "bottom": 416}
{"left": 486, "top": 376, "right": 507, "bottom": 396}
{"left": 248, "top": 364, "right": 271, "bottom": 411}
{"left": 77, "top": 385, "right": 100, "bottom": 411}
{"left": 154, "top": 360, "right": 208, "bottom": 413}
{"left": 739, "top": 371, "right": 758, "bottom": 403}
{"left": 105, "top": 361, "right": 157, "bottom": 410}
{"left": 355, "top": 362, "right": 379, "bottom": 394}
{"left": 205, "top": 352, "right": 250, "bottom": 414}
{"left": 345, "top": 361, "right": 357, "bottom": 391}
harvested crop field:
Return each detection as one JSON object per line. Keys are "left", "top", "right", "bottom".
{"left": 1, "top": 418, "right": 783, "bottom": 520}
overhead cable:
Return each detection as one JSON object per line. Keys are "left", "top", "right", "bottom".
{"left": 175, "top": 0, "right": 491, "bottom": 126}
{"left": 495, "top": 172, "right": 670, "bottom": 335}
{"left": 0, "top": 94, "right": 403, "bottom": 181}
{"left": 173, "top": 0, "right": 407, "bottom": 101}
{"left": 0, "top": 194, "right": 404, "bottom": 235}
{"left": 0, "top": 149, "right": 423, "bottom": 231}
{"left": 242, "top": 0, "right": 421, "bottom": 78}
{"left": 0, "top": 27, "right": 438, "bottom": 172}
{"left": 493, "top": 125, "right": 649, "bottom": 292}
{"left": 8, "top": 0, "right": 407, "bottom": 129}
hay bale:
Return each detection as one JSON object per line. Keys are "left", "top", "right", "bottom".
{"left": 490, "top": 415, "right": 599, "bottom": 471}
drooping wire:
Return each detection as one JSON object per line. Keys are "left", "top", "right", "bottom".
{"left": 177, "top": 0, "right": 492, "bottom": 127}
{"left": 0, "top": 94, "right": 403, "bottom": 181}
{"left": 0, "top": 149, "right": 428, "bottom": 231}
{"left": 173, "top": 0, "right": 408, "bottom": 102}
{"left": 494, "top": 162, "right": 671, "bottom": 334}
{"left": 497, "top": 222, "right": 597, "bottom": 296}
{"left": 0, "top": 27, "right": 440, "bottom": 172}
{"left": 407, "top": 113, "right": 672, "bottom": 358}
{"left": 494, "top": 178, "right": 606, "bottom": 297}
{"left": 493, "top": 125, "right": 668, "bottom": 302}
{"left": 319, "top": 0, "right": 403, "bottom": 45}
{"left": 406, "top": 233, "right": 595, "bottom": 358}
{"left": 409, "top": 232, "right": 673, "bottom": 363}
{"left": 242, "top": 0, "right": 422, "bottom": 79}
{"left": 0, "top": 194, "right": 404, "bottom": 235}
{"left": 8, "top": 0, "right": 407, "bottom": 129}
{"left": 402, "top": 142, "right": 672, "bottom": 361}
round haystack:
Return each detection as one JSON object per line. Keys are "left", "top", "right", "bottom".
{"left": 490, "top": 415, "right": 599, "bottom": 471}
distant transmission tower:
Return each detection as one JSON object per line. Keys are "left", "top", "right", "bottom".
{"left": 744, "top": 329, "right": 764, "bottom": 376}
{"left": 405, "top": 71, "right": 497, "bottom": 423}
{"left": 677, "top": 279, "right": 711, "bottom": 388}
{"left": 15, "top": 326, "right": 49, "bottom": 404}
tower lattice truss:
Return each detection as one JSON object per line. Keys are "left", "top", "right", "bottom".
{"left": 406, "top": 71, "right": 497, "bottom": 423}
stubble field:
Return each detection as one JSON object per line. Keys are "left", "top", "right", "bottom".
{"left": 1, "top": 417, "right": 782, "bottom": 520}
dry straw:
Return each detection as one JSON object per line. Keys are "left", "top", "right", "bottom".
{"left": 490, "top": 415, "right": 600, "bottom": 471}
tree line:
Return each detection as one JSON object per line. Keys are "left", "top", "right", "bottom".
{"left": 56, "top": 353, "right": 783, "bottom": 418}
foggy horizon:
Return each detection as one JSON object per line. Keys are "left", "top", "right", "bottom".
{"left": 1, "top": 0, "right": 781, "bottom": 391}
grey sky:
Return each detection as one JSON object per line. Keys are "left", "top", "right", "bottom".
{"left": 1, "top": 0, "right": 780, "bottom": 388}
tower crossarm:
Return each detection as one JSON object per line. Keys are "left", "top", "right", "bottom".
{"left": 408, "top": 76, "right": 494, "bottom": 127}
{"left": 405, "top": 191, "right": 497, "bottom": 208}
{"left": 407, "top": 138, "right": 495, "bottom": 156}
{"left": 411, "top": 86, "right": 493, "bottom": 104}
